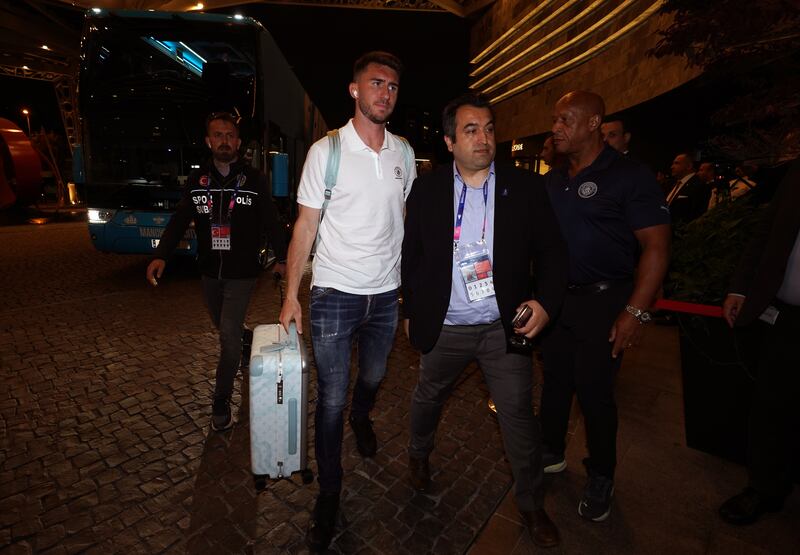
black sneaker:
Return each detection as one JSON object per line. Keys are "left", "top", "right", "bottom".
{"left": 348, "top": 414, "right": 377, "bottom": 457}
{"left": 542, "top": 450, "right": 567, "bottom": 474}
{"left": 578, "top": 467, "right": 614, "bottom": 522}
{"left": 307, "top": 492, "right": 339, "bottom": 552}
{"left": 211, "top": 398, "right": 232, "bottom": 432}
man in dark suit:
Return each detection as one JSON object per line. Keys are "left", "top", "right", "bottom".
{"left": 719, "top": 160, "right": 800, "bottom": 525}
{"left": 402, "top": 93, "right": 568, "bottom": 548}
{"left": 667, "top": 152, "right": 711, "bottom": 224}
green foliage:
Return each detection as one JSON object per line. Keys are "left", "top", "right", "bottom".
{"left": 649, "top": 0, "right": 800, "bottom": 164}
{"left": 667, "top": 197, "right": 768, "bottom": 304}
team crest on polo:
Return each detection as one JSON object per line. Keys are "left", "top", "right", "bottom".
{"left": 578, "top": 181, "right": 598, "bottom": 198}
{"left": 199, "top": 175, "right": 209, "bottom": 187}
{"left": 394, "top": 166, "right": 402, "bottom": 179}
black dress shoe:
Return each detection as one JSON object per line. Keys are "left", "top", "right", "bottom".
{"left": 349, "top": 414, "right": 377, "bottom": 457}
{"left": 719, "top": 487, "right": 784, "bottom": 526}
{"left": 408, "top": 456, "right": 431, "bottom": 492}
{"left": 307, "top": 492, "right": 340, "bottom": 552}
{"left": 520, "top": 508, "right": 560, "bottom": 548}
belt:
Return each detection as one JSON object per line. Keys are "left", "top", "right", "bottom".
{"left": 567, "top": 280, "right": 629, "bottom": 296}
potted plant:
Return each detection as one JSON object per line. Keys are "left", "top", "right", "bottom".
{"left": 667, "top": 195, "right": 769, "bottom": 463}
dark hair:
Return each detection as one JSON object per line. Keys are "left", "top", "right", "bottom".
{"left": 442, "top": 93, "right": 493, "bottom": 141}
{"left": 677, "top": 151, "right": 696, "bottom": 169}
{"left": 603, "top": 116, "right": 628, "bottom": 133}
{"left": 205, "top": 112, "right": 240, "bottom": 136}
{"left": 353, "top": 51, "right": 404, "bottom": 80}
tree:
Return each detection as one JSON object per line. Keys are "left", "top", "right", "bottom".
{"left": 650, "top": 0, "right": 800, "bottom": 163}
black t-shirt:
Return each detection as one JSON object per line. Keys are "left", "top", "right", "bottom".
{"left": 545, "top": 145, "right": 670, "bottom": 284}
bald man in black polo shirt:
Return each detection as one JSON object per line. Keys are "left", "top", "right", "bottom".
{"left": 540, "top": 91, "right": 671, "bottom": 522}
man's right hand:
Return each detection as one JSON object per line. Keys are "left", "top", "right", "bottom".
{"left": 280, "top": 297, "right": 303, "bottom": 334}
{"left": 723, "top": 294, "right": 745, "bottom": 328}
{"left": 146, "top": 259, "right": 165, "bottom": 287}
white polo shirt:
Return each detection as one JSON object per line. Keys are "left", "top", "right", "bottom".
{"left": 297, "top": 119, "right": 416, "bottom": 294}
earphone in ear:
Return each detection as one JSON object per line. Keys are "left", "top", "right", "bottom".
{"left": 354, "top": 91, "right": 359, "bottom": 98}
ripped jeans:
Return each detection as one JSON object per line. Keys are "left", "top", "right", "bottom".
{"left": 309, "top": 286, "right": 399, "bottom": 493}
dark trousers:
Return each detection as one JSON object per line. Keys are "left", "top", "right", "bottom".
{"left": 310, "top": 287, "right": 399, "bottom": 494}
{"left": 748, "top": 301, "right": 800, "bottom": 498}
{"left": 409, "top": 321, "right": 544, "bottom": 511}
{"left": 540, "top": 282, "right": 632, "bottom": 479}
{"left": 201, "top": 276, "right": 257, "bottom": 401}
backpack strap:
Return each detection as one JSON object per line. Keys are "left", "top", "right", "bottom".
{"left": 394, "top": 135, "right": 415, "bottom": 196}
{"left": 315, "top": 129, "right": 341, "bottom": 249}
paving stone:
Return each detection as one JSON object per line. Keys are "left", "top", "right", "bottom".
{"left": 1, "top": 224, "right": 520, "bottom": 554}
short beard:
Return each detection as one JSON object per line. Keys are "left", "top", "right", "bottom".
{"left": 213, "top": 149, "right": 237, "bottom": 163}
{"left": 358, "top": 98, "right": 391, "bottom": 125}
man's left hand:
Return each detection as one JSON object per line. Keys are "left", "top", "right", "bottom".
{"left": 515, "top": 300, "right": 550, "bottom": 339}
{"left": 609, "top": 310, "right": 643, "bottom": 358}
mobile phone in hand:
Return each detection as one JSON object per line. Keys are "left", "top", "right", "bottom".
{"left": 511, "top": 305, "right": 532, "bottom": 328}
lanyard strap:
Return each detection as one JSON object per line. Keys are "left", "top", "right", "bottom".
{"left": 205, "top": 172, "right": 246, "bottom": 220}
{"left": 453, "top": 181, "right": 488, "bottom": 249}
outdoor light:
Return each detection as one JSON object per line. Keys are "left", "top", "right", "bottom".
{"left": 21, "top": 65, "right": 29, "bottom": 70}
{"left": 91, "top": 7, "right": 102, "bottom": 14}
{"left": 88, "top": 208, "right": 116, "bottom": 223}
{"left": 188, "top": 2, "right": 204, "bottom": 10}
{"left": 41, "top": 44, "right": 50, "bottom": 50}
{"left": 234, "top": 14, "right": 244, "bottom": 20}
{"left": 21, "top": 108, "right": 31, "bottom": 136}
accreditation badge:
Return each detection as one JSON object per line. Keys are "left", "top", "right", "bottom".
{"left": 211, "top": 224, "right": 231, "bottom": 251}
{"left": 455, "top": 240, "right": 495, "bottom": 302}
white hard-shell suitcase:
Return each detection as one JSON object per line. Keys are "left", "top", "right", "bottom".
{"left": 248, "top": 322, "right": 313, "bottom": 490}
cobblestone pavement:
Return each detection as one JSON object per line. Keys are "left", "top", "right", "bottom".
{"left": 1, "top": 222, "right": 516, "bottom": 554}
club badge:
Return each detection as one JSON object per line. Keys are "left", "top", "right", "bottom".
{"left": 578, "top": 181, "right": 598, "bottom": 198}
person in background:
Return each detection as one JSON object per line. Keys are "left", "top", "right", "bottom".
{"left": 146, "top": 112, "right": 287, "bottom": 432}
{"left": 540, "top": 91, "right": 671, "bottom": 523}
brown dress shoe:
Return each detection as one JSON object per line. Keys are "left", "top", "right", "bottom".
{"left": 520, "top": 508, "right": 560, "bottom": 548}
{"left": 408, "top": 456, "right": 431, "bottom": 492}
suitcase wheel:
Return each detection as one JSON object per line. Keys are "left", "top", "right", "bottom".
{"left": 301, "top": 469, "right": 314, "bottom": 485}
{"left": 254, "top": 474, "right": 270, "bottom": 491}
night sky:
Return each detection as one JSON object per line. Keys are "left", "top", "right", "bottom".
{"left": 236, "top": 5, "right": 470, "bottom": 130}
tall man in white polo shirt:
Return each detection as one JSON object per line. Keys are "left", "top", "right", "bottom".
{"left": 279, "top": 51, "right": 415, "bottom": 552}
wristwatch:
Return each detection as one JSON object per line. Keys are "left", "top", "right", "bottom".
{"left": 625, "top": 304, "right": 652, "bottom": 324}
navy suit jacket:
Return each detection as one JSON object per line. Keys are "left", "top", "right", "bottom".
{"left": 401, "top": 163, "right": 568, "bottom": 354}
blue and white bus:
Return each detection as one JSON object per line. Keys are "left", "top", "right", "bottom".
{"left": 79, "top": 9, "right": 325, "bottom": 255}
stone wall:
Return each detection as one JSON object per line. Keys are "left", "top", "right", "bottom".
{"left": 469, "top": 0, "right": 701, "bottom": 142}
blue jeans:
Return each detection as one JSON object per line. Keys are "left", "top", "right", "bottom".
{"left": 310, "top": 286, "right": 399, "bottom": 493}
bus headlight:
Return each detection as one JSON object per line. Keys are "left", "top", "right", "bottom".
{"left": 88, "top": 208, "right": 116, "bottom": 223}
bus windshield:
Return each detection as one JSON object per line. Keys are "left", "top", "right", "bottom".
{"left": 81, "top": 19, "right": 259, "bottom": 190}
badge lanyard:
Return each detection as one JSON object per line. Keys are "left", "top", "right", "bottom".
{"left": 208, "top": 172, "right": 245, "bottom": 251}
{"left": 205, "top": 172, "right": 246, "bottom": 224}
{"left": 453, "top": 181, "right": 488, "bottom": 251}
{"left": 453, "top": 180, "right": 495, "bottom": 303}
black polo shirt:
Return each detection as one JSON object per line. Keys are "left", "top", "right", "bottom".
{"left": 545, "top": 145, "right": 670, "bottom": 285}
